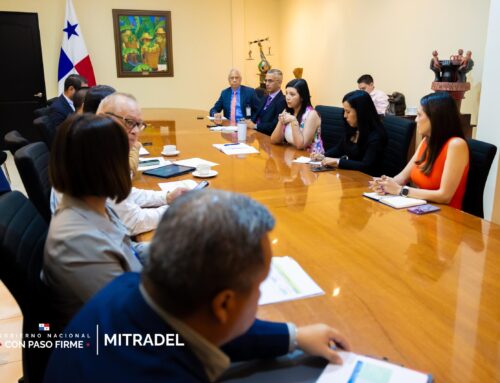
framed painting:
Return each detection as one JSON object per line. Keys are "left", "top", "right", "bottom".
{"left": 112, "top": 9, "right": 174, "bottom": 77}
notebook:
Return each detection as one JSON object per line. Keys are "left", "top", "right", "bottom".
{"left": 317, "top": 351, "right": 433, "bottom": 383}
{"left": 363, "top": 192, "right": 427, "bottom": 209}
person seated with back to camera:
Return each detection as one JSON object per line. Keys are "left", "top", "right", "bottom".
{"left": 43, "top": 189, "right": 351, "bottom": 383}
{"left": 369, "top": 92, "right": 469, "bottom": 209}
{"left": 50, "top": 92, "right": 188, "bottom": 236}
{"left": 270, "top": 78, "right": 324, "bottom": 154}
{"left": 311, "top": 90, "right": 387, "bottom": 177}
{"left": 43, "top": 114, "right": 151, "bottom": 328}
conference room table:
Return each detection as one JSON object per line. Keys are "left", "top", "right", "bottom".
{"left": 135, "top": 108, "right": 500, "bottom": 383}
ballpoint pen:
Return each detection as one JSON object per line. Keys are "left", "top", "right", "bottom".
{"left": 223, "top": 143, "right": 240, "bottom": 146}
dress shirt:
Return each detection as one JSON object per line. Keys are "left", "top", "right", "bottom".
{"left": 232, "top": 87, "right": 244, "bottom": 121}
{"left": 369, "top": 89, "right": 389, "bottom": 115}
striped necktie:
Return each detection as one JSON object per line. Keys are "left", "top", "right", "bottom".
{"left": 230, "top": 91, "right": 237, "bottom": 124}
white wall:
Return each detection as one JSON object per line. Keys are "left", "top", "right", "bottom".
{"left": 476, "top": 0, "right": 500, "bottom": 222}
{"left": 276, "top": 0, "right": 490, "bottom": 124}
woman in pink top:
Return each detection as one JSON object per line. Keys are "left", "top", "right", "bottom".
{"left": 270, "top": 79, "right": 324, "bottom": 154}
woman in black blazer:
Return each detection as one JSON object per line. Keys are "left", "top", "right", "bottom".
{"left": 314, "top": 90, "right": 387, "bottom": 176}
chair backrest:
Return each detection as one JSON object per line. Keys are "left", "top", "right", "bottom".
{"left": 34, "top": 115, "right": 55, "bottom": 150}
{"left": 0, "top": 191, "right": 52, "bottom": 383}
{"left": 315, "top": 105, "right": 345, "bottom": 152}
{"left": 14, "top": 142, "right": 52, "bottom": 223}
{"left": 380, "top": 116, "right": 416, "bottom": 177}
{"left": 33, "top": 106, "right": 50, "bottom": 118}
{"left": 4, "top": 130, "right": 30, "bottom": 156}
{"left": 462, "top": 138, "right": 497, "bottom": 218}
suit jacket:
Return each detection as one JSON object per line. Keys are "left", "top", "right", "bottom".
{"left": 251, "top": 91, "right": 286, "bottom": 136}
{"left": 43, "top": 195, "right": 142, "bottom": 327}
{"left": 48, "top": 94, "right": 74, "bottom": 129}
{"left": 326, "top": 130, "right": 386, "bottom": 176}
{"left": 210, "top": 85, "right": 260, "bottom": 121}
{"left": 43, "top": 273, "right": 290, "bottom": 383}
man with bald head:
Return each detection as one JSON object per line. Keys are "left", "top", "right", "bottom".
{"left": 97, "top": 92, "right": 145, "bottom": 177}
{"left": 246, "top": 69, "right": 286, "bottom": 136}
{"left": 210, "top": 69, "right": 260, "bottom": 124}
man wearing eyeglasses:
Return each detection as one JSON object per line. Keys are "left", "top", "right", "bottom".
{"left": 97, "top": 92, "right": 146, "bottom": 177}
{"left": 87, "top": 92, "right": 188, "bottom": 235}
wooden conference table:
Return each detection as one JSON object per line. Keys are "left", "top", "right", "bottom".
{"left": 135, "top": 109, "right": 500, "bottom": 383}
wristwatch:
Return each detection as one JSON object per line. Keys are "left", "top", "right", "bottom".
{"left": 400, "top": 186, "right": 410, "bottom": 197}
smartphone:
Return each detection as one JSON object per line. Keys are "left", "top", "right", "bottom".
{"left": 310, "top": 165, "right": 334, "bottom": 172}
{"left": 408, "top": 204, "right": 440, "bottom": 215}
{"left": 139, "top": 159, "right": 160, "bottom": 166}
{"left": 193, "top": 181, "right": 209, "bottom": 190}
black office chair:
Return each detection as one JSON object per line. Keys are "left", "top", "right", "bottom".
{"left": 14, "top": 142, "right": 52, "bottom": 223}
{"left": 462, "top": 138, "right": 497, "bottom": 218}
{"left": 0, "top": 152, "right": 11, "bottom": 194}
{"left": 0, "top": 191, "right": 53, "bottom": 383}
{"left": 46, "top": 96, "right": 58, "bottom": 106}
{"left": 316, "top": 105, "right": 345, "bottom": 152}
{"left": 4, "top": 130, "right": 30, "bottom": 156}
{"left": 33, "top": 115, "right": 55, "bottom": 150}
{"left": 380, "top": 115, "right": 416, "bottom": 177}
{"left": 33, "top": 106, "right": 50, "bottom": 118}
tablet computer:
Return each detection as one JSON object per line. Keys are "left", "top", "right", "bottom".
{"left": 143, "top": 164, "right": 195, "bottom": 179}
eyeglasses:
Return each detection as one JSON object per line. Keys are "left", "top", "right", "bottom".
{"left": 105, "top": 112, "right": 146, "bottom": 132}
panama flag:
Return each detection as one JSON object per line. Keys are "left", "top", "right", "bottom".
{"left": 58, "top": 0, "right": 96, "bottom": 94}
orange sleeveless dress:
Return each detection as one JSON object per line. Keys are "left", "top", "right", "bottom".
{"left": 410, "top": 137, "right": 469, "bottom": 209}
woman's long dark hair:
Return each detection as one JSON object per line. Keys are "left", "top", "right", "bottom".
{"left": 416, "top": 92, "right": 464, "bottom": 175}
{"left": 285, "top": 79, "right": 312, "bottom": 124}
{"left": 342, "top": 90, "right": 387, "bottom": 149}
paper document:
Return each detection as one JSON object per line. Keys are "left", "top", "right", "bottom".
{"left": 139, "top": 146, "right": 150, "bottom": 156}
{"left": 259, "top": 256, "right": 324, "bottom": 305}
{"left": 158, "top": 179, "right": 198, "bottom": 193}
{"left": 213, "top": 143, "right": 259, "bottom": 155}
{"left": 317, "top": 351, "right": 432, "bottom": 383}
{"left": 207, "top": 116, "right": 227, "bottom": 121}
{"left": 138, "top": 157, "right": 171, "bottom": 171}
{"left": 292, "top": 156, "right": 321, "bottom": 165}
{"left": 173, "top": 158, "right": 219, "bottom": 167}
{"left": 363, "top": 192, "right": 427, "bottom": 209}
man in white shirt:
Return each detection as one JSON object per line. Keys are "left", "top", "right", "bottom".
{"left": 51, "top": 92, "right": 188, "bottom": 236}
{"left": 357, "top": 74, "right": 389, "bottom": 115}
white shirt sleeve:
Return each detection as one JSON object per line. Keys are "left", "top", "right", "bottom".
{"left": 111, "top": 188, "right": 168, "bottom": 236}
{"left": 370, "top": 89, "right": 389, "bottom": 115}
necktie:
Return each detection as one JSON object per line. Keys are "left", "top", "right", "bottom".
{"left": 263, "top": 95, "right": 273, "bottom": 110}
{"left": 230, "top": 91, "right": 237, "bottom": 124}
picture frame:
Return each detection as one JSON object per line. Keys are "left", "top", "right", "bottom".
{"left": 112, "top": 9, "right": 174, "bottom": 77}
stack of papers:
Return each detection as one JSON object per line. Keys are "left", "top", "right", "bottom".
{"left": 213, "top": 143, "right": 259, "bottom": 155}
{"left": 259, "top": 256, "right": 324, "bottom": 305}
{"left": 158, "top": 179, "right": 198, "bottom": 193}
{"left": 173, "top": 158, "right": 218, "bottom": 167}
{"left": 137, "top": 157, "right": 171, "bottom": 171}
{"left": 317, "top": 352, "right": 432, "bottom": 383}
{"left": 363, "top": 192, "right": 427, "bottom": 209}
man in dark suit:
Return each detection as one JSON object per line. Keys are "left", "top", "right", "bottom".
{"left": 44, "top": 190, "right": 350, "bottom": 383}
{"left": 210, "top": 69, "right": 260, "bottom": 124}
{"left": 48, "top": 74, "right": 88, "bottom": 129}
{"left": 246, "top": 68, "right": 286, "bottom": 136}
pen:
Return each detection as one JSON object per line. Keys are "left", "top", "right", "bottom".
{"left": 224, "top": 143, "right": 239, "bottom": 146}
{"left": 347, "top": 360, "right": 363, "bottom": 383}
